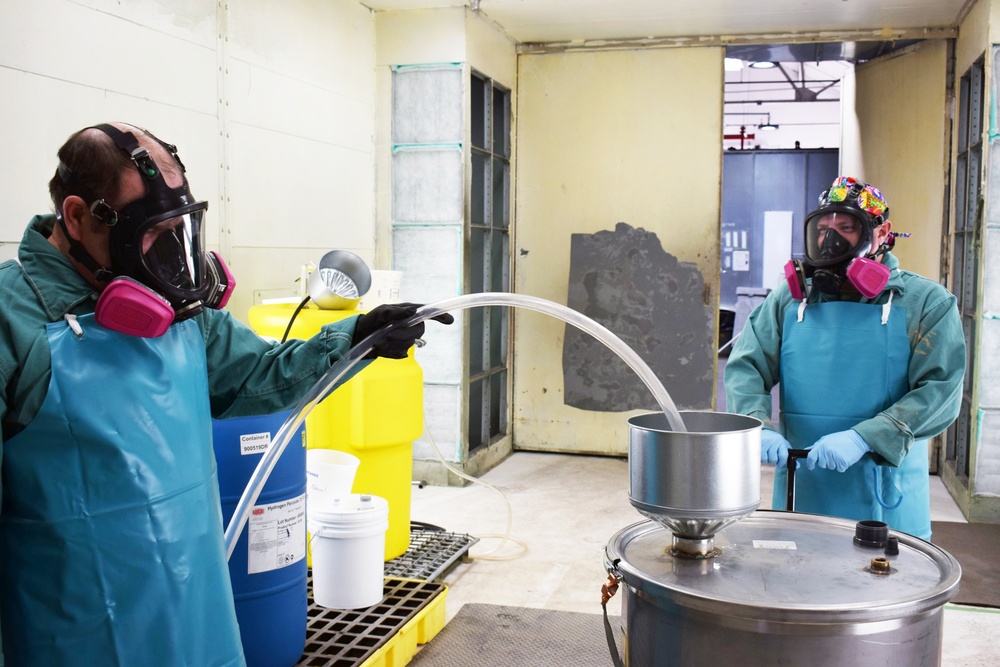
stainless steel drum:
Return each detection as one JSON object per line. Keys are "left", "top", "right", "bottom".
{"left": 629, "top": 411, "right": 761, "bottom": 556}
{"left": 605, "top": 512, "right": 961, "bottom": 666}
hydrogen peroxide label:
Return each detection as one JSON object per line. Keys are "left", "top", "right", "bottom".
{"left": 239, "top": 430, "right": 271, "bottom": 456}
{"left": 247, "top": 493, "right": 306, "bottom": 574}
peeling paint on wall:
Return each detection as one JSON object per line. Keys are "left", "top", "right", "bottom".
{"left": 563, "top": 222, "right": 714, "bottom": 411}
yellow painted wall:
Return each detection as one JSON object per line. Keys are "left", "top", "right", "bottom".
{"left": 848, "top": 41, "right": 949, "bottom": 282}
{"left": 514, "top": 47, "right": 723, "bottom": 455}
{"left": 375, "top": 8, "right": 467, "bottom": 66}
{"left": 961, "top": 0, "right": 991, "bottom": 73}
{"left": 466, "top": 11, "right": 517, "bottom": 86}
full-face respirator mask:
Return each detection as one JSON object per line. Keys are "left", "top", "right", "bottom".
{"left": 56, "top": 124, "right": 235, "bottom": 337}
{"left": 784, "top": 176, "right": 892, "bottom": 301}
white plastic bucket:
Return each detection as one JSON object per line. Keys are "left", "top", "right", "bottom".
{"left": 308, "top": 494, "right": 389, "bottom": 609}
{"left": 306, "top": 449, "right": 360, "bottom": 512}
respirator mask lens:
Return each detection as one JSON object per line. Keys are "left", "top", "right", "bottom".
{"left": 805, "top": 212, "right": 867, "bottom": 265}
{"left": 139, "top": 208, "right": 207, "bottom": 296}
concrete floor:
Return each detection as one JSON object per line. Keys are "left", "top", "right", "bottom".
{"left": 410, "top": 451, "right": 1000, "bottom": 666}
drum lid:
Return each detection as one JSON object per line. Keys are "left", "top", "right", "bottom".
{"left": 605, "top": 511, "right": 960, "bottom": 623}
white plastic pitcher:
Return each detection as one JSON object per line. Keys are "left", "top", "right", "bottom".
{"left": 306, "top": 449, "right": 360, "bottom": 512}
{"left": 308, "top": 494, "right": 388, "bottom": 609}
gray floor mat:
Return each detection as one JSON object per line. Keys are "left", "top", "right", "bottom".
{"left": 932, "top": 521, "right": 1000, "bottom": 608}
{"left": 411, "top": 603, "right": 619, "bottom": 666}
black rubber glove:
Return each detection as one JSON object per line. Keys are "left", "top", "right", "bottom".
{"left": 352, "top": 303, "right": 455, "bottom": 359}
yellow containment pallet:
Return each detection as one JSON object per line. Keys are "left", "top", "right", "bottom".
{"left": 297, "top": 577, "right": 447, "bottom": 667}
{"left": 249, "top": 303, "right": 424, "bottom": 561}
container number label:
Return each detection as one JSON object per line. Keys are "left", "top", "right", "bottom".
{"left": 247, "top": 493, "right": 306, "bottom": 574}
{"left": 753, "top": 540, "right": 797, "bottom": 550}
{"left": 239, "top": 431, "right": 271, "bottom": 455}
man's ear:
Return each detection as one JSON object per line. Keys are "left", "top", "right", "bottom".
{"left": 878, "top": 220, "right": 893, "bottom": 247}
{"left": 61, "top": 196, "right": 90, "bottom": 241}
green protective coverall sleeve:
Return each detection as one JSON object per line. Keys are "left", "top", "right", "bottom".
{"left": 724, "top": 252, "right": 966, "bottom": 467}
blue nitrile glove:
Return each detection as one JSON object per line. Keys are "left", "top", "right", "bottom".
{"left": 761, "top": 429, "right": 792, "bottom": 467}
{"left": 805, "top": 430, "right": 871, "bottom": 472}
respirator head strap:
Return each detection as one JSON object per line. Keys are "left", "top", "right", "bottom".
{"left": 52, "top": 212, "right": 114, "bottom": 284}
{"left": 54, "top": 161, "right": 117, "bottom": 283}
{"left": 93, "top": 124, "right": 162, "bottom": 183}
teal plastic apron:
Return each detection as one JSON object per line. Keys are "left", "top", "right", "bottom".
{"left": 0, "top": 314, "right": 245, "bottom": 666}
{"left": 775, "top": 299, "right": 932, "bottom": 539}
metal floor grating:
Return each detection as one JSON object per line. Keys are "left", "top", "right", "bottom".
{"left": 384, "top": 527, "right": 479, "bottom": 582}
{"left": 297, "top": 576, "right": 444, "bottom": 667}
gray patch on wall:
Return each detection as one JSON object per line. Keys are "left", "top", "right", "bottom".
{"left": 563, "top": 222, "right": 714, "bottom": 411}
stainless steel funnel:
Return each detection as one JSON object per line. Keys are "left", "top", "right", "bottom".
{"left": 629, "top": 411, "right": 762, "bottom": 557}
{"left": 308, "top": 250, "right": 372, "bottom": 310}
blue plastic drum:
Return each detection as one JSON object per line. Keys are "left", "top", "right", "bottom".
{"left": 213, "top": 411, "right": 307, "bottom": 667}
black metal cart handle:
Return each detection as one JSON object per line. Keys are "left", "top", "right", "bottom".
{"left": 785, "top": 449, "right": 810, "bottom": 511}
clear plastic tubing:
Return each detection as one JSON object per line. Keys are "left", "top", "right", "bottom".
{"left": 224, "top": 291, "right": 686, "bottom": 560}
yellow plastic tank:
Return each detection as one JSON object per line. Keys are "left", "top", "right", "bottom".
{"left": 248, "top": 302, "right": 422, "bottom": 561}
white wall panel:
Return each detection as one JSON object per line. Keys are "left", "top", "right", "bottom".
{"left": 64, "top": 0, "right": 217, "bottom": 45}
{"left": 227, "top": 123, "right": 374, "bottom": 250}
{"left": 227, "top": 61, "right": 374, "bottom": 153}
{"left": 222, "top": 0, "right": 378, "bottom": 323}
{"left": 228, "top": 0, "right": 375, "bottom": 97}
{"left": 227, "top": 246, "right": 328, "bottom": 319}
{"left": 0, "top": 67, "right": 84, "bottom": 243}
{"left": 1, "top": 83, "right": 218, "bottom": 248}
{"left": 1, "top": 0, "right": 216, "bottom": 115}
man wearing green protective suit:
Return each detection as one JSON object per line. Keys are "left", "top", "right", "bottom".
{"left": 0, "top": 123, "right": 452, "bottom": 666}
{"left": 725, "top": 176, "right": 965, "bottom": 541}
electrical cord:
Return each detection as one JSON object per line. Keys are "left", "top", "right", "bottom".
{"left": 280, "top": 295, "right": 312, "bottom": 343}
